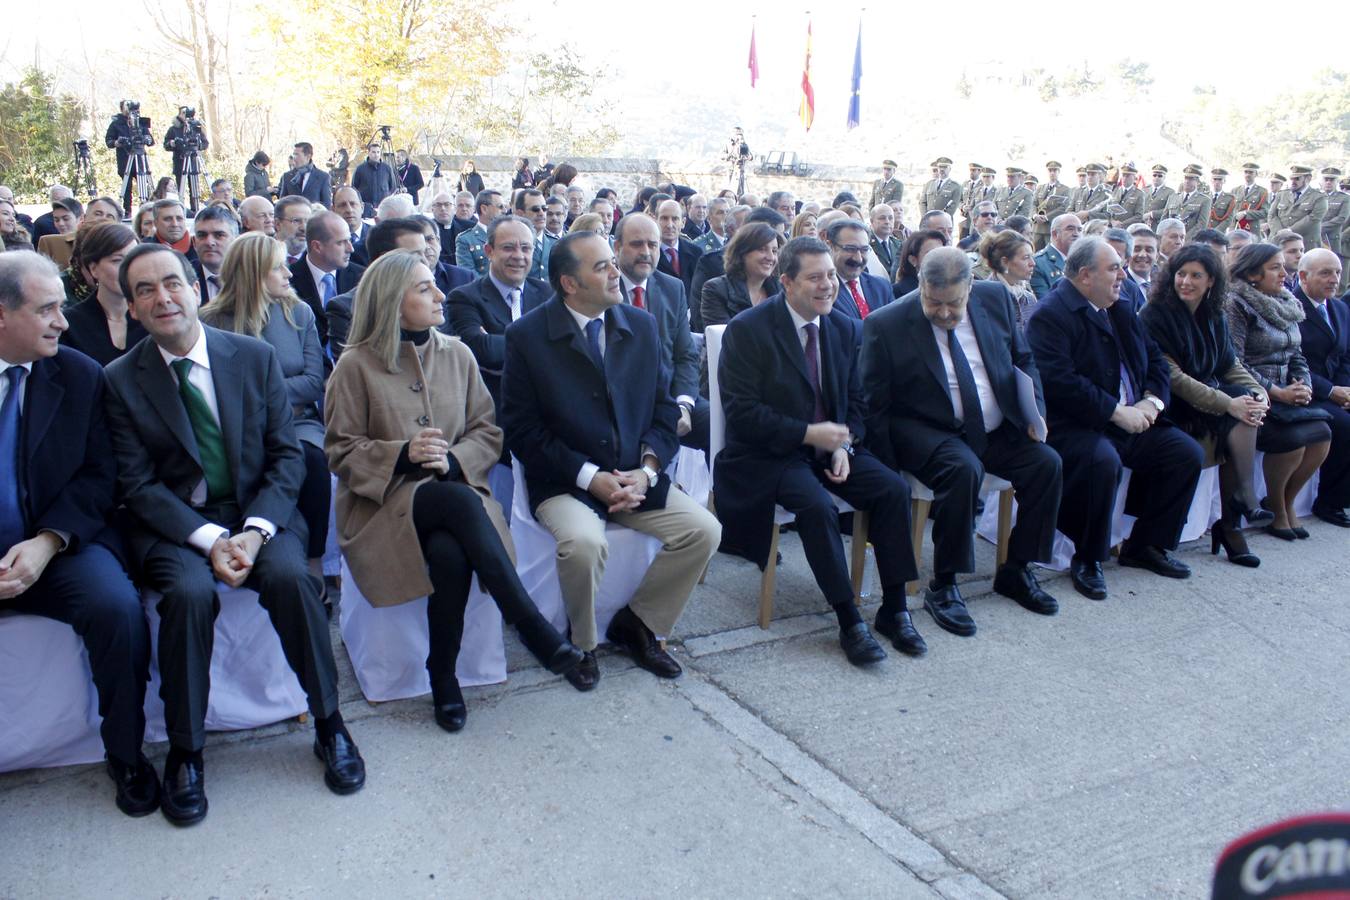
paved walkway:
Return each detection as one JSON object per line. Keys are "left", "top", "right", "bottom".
{"left": 3, "top": 522, "right": 1347, "bottom": 898}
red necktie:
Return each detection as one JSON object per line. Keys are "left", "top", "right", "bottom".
{"left": 666, "top": 246, "right": 681, "bottom": 277}
{"left": 848, "top": 279, "right": 870, "bottom": 318}
{"left": 631, "top": 285, "right": 645, "bottom": 309}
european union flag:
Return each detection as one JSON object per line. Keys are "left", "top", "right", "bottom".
{"left": 847, "top": 23, "right": 862, "bottom": 129}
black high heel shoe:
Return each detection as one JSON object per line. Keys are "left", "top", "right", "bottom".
{"left": 1263, "top": 524, "right": 1298, "bottom": 541}
{"left": 1236, "top": 503, "right": 1275, "bottom": 526}
{"left": 1211, "top": 520, "right": 1260, "bottom": 567}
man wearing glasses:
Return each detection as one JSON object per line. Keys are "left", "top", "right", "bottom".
{"left": 513, "top": 189, "right": 550, "bottom": 280}
{"left": 823, "top": 219, "right": 891, "bottom": 320}
{"left": 957, "top": 201, "right": 999, "bottom": 251}
{"left": 273, "top": 196, "right": 313, "bottom": 265}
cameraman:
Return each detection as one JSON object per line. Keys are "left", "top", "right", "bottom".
{"left": 105, "top": 101, "right": 153, "bottom": 212}
{"left": 163, "top": 107, "right": 209, "bottom": 191}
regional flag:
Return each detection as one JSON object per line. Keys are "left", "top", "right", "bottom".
{"left": 799, "top": 21, "right": 815, "bottom": 130}
{"left": 748, "top": 22, "right": 759, "bottom": 88}
{"left": 846, "top": 22, "right": 862, "bottom": 129}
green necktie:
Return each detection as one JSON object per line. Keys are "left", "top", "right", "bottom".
{"left": 171, "top": 358, "right": 233, "bottom": 504}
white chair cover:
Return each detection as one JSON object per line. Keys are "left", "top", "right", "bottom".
{"left": 509, "top": 459, "right": 661, "bottom": 640}
{"left": 142, "top": 585, "right": 307, "bottom": 743}
{"left": 0, "top": 613, "right": 104, "bottom": 772}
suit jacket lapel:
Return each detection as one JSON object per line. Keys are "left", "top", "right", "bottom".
{"left": 205, "top": 329, "right": 243, "bottom": 485}
{"left": 770, "top": 298, "right": 813, "bottom": 392}
{"left": 544, "top": 298, "right": 600, "bottom": 371}
{"left": 21, "top": 356, "right": 63, "bottom": 462}
{"left": 819, "top": 315, "right": 842, "bottom": 419}
{"left": 137, "top": 338, "right": 201, "bottom": 465}
{"left": 480, "top": 279, "right": 512, "bottom": 330}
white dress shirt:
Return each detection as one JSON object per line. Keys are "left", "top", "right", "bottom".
{"left": 0, "top": 358, "right": 32, "bottom": 409}
{"left": 489, "top": 273, "right": 525, "bottom": 321}
{"left": 565, "top": 304, "right": 608, "bottom": 491}
{"left": 930, "top": 316, "right": 1003, "bottom": 433}
{"left": 159, "top": 327, "right": 276, "bottom": 554}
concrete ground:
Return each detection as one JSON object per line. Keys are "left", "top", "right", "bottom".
{"left": 3, "top": 520, "right": 1347, "bottom": 899}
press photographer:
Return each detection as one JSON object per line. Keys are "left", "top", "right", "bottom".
{"left": 163, "top": 107, "right": 210, "bottom": 212}
{"left": 104, "top": 100, "right": 154, "bottom": 212}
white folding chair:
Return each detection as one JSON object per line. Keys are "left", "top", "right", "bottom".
{"left": 904, "top": 472, "right": 1015, "bottom": 595}
{"left": 0, "top": 612, "right": 104, "bottom": 772}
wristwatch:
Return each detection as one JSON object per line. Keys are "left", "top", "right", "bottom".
{"left": 839, "top": 440, "right": 855, "bottom": 457}
{"left": 1143, "top": 394, "right": 1165, "bottom": 413}
{"left": 243, "top": 524, "right": 272, "bottom": 546}
{"left": 641, "top": 464, "right": 659, "bottom": 487}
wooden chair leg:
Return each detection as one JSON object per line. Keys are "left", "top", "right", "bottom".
{"left": 907, "top": 499, "right": 931, "bottom": 596}
{"left": 297, "top": 712, "right": 309, "bottom": 724}
{"left": 996, "top": 488, "right": 1014, "bottom": 567}
{"left": 850, "top": 512, "right": 869, "bottom": 606}
{"left": 758, "top": 524, "right": 780, "bottom": 629}
{"left": 699, "top": 492, "right": 716, "bottom": 585}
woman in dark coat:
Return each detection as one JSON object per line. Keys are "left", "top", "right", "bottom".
{"left": 59, "top": 223, "right": 147, "bottom": 365}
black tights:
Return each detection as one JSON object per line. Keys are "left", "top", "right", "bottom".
{"left": 412, "top": 480, "right": 547, "bottom": 694}
{"left": 298, "top": 442, "right": 332, "bottom": 559}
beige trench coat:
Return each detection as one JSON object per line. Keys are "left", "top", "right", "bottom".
{"left": 324, "top": 332, "right": 511, "bottom": 606}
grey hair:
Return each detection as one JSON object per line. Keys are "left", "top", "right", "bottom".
{"left": 193, "top": 202, "right": 240, "bottom": 235}
{"left": 0, "top": 252, "right": 60, "bottom": 310}
{"left": 1104, "top": 227, "right": 1134, "bottom": 256}
{"left": 1050, "top": 213, "right": 1080, "bottom": 234}
{"left": 919, "top": 246, "right": 973, "bottom": 289}
{"left": 377, "top": 193, "right": 415, "bottom": 221}
{"left": 709, "top": 196, "right": 731, "bottom": 212}
{"left": 1064, "top": 236, "right": 1110, "bottom": 279}
{"left": 1156, "top": 217, "right": 1185, "bottom": 236}
{"left": 1228, "top": 229, "right": 1255, "bottom": 247}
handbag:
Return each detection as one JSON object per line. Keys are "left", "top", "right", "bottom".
{"left": 1263, "top": 399, "right": 1332, "bottom": 426}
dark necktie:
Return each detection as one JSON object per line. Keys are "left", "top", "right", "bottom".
{"left": 583, "top": 318, "right": 605, "bottom": 371}
{"left": 1100, "top": 310, "right": 1138, "bottom": 406}
{"left": 946, "top": 329, "right": 986, "bottom": 455}
{"left": 665, "top": 247, "right": 681, "bottom": 277}
{"left": 0, "top": 367, "right": 27, "bottom": 552}
{"left": 170, "top": 358, "right": 234, "bottom": 504}
{"left": 803, "top": 323, "right": 825, "bottom": 423}
{"left": 1317, "top": 302, "right": 1333, "bottom": 333}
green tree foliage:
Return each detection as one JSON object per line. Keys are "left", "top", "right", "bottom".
{"left": 0, "top": 68, "right": 87, "bottom": 198}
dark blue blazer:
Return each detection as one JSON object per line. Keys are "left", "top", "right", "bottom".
{"left": 689, "top": 249, "right": 725, "bottom": 332}
{"left": 289, "top": 253, "right": 365, "bottom": 348}
{"left": 278, "top": 166, "right": 333, "bottom": 208}
{"left": 446, "top": 275, "right": 552, "bottom": 403}
{"left": 656, "top": 237, "right": 703, "bottom": 299}
{"left": 1119, "top": 274, "right": 1148, "bottom": 311}
{"left": 834, "top": 272, "right": 893, "bottom": 320}
{"left": 1025, "top": 279, "right": 1170, "bottom": 435}
{"left": 435, "top": 261, "right": 474, "bottom": 297}
{"left": 500, "top": 298, "right": 679, "bottom": 518}
{"left": 640, "top": 270, "right": 700, "bottom": 402}
{"left": 714, "top": 295, "right": 865, "bottom": 568}
{"left": 861, "top": 281, "right": 1044, "bottom": 471}
{"left": 1294, "top": 286, "right": 1350, "bottom": 400}
{"left": 13, "top": 348, "right": 123, "bottom": 557}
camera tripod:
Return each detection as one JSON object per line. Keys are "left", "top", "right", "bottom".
{"left": 120, "top": 127, "right": 155, "bottom": 211}
{"left": 178, "top": 142, "right": 209, "bottom": 215}
{"left": 73, "top": 141, "right": 98, "bottom": 199}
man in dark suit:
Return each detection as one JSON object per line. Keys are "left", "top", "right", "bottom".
{"left": 824, "top": 219, "right": 892, "bottom": 320}
{"left": 333, "top": 187, "right": 371, "bottom": 267}
{"left": 513, "top": 188, "right": 551, "bottom": 281}
{"left": 613, "top": 213, "right": 709, "bottom": 450}
{"left": 394, "top": 150, "right": 424, "bottom": 205}
{"left": 1295, "top": 249, "right": 1350, "bottom": 525}
{"left": 350, "top": 142, "right": 396, "bottom": 212}
{"left": 104, "top": 244, "right": 364, "bottom": 825}
{"left": 862, "top": 249, "right": 1063, "bottom": 638}
{"left": 0, "top": 254, "right": 155, "bottom": 816}
{"left": 190, "top": 204, "right": 238, "bottom": 306}
{"left": 500, "top": 232, "right": 720, "bottom": 691}
{"left": 1026, "top": 237, "right": 1204, "bottom": 600}
{"left": 325, "top": 217, "right": 424, "bottom": 357}
{"left": 689, "top": 207, "right": 789, "bottom": 332}
{"left": 277, "top": 142, "right": 333, "bottom": 208}
{"left": 654, "top": 199, "right": 703, "bottom": 299}
{"left": 1105, "top": 229, "right": 1148, "bottom": 310}
{"left": 716, "top": 237, "right": 914, "bottom": 663}
{"left": 446, "top": 216, "right": 551, "bottom": 404}
{"left": 289, "top": 211, "right": 363, "bottom": 351}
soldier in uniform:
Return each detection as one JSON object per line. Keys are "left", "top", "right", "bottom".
{"left": 1271, "top": 164, "right": 1328, "bottom": 249}
{"left": 921, "top": 156, "right": 963, "bottom": 216}
{"left": 1163, "top": 165, "right": 1213, "bottom": 238}
{"left": 1209, "top": 168, "right": 1237, "bottom": 233}
{"left": 1094, "top": 162, "right": 1145, "bottom": 225}
{"left": 1033, "top": 161, "right": 1071, "bottom": 251}
{"left": 957, "top": 161, "right": 982, "bottom": 235}
{"left": 869, "top": 158, "right": 904, "bottom": 210}
{"left": 1266, "top": 173, "right": 1289, "bottom": 235}
{"left": 997, "top": 167, "right": 1035, "bottom": 220}
{"left": 1067, "top": 166, "right": 1088, "bottom": 210}
{"left": 1234, "top": 163, "right": 1270, "bottom": 236}
{"left": 1143, "top": 165, "right": 1175, "bottom": 227}
{"left": 1072, "top": 163, "right": 1110, "bottom": 215}
{"left": 1341, "top": 176, "right": 1350, "bottom": 293}
{"left": 1318, "top": 167, "right": 1347, "bottom": 261}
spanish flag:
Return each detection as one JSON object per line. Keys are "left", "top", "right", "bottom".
{"left": 799, "top": 20, "right": 815, "bottom": 131}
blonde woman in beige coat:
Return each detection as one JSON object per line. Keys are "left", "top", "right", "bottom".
{"left": 325, "top": 250, "right": 582, "bottom": 733}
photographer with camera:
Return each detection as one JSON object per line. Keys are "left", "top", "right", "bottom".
{"left": 163, "top": 107, "right": 210, "bottom": 213}
{"left": 105, "top": 101, "right": 154, "bottom": 212}
{"left": 278, "top": 142, "right": 332, "bottom": 208}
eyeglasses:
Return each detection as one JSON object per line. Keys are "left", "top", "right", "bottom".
{"left": 279, "top": 216, "right": 306, "bottom": 226}
{"left": 977, "top": 211, "right": 996, "bottom": 218}
{"left": 524, "top": 205, "right": 546, "bottom": 213}
{"left": 836, "top": 244, "right": 870, "bottom": 255}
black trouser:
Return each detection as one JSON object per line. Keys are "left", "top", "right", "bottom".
{"left": 775, "top": 451, "right": 917, "bottom": 608}
{"left": 1312, "top": 399, "right": 1350, "bottom": 509}
{"left": 6, "top": 543, "right": 149, "bottom": 764}
{"left": 911, "top": 423, "right": 1062, "bottom": 575}
{"left": 679, "top": 397, "right": 712, "bottom": 452}
{"left": 412, "top": 480, "right": 542, "bottom": 695}
{"left": 297, "top": 442, "right": 332, "bottom": 559}
{"left": 1051, "top": 424, "right": 1204, "bottom": 562}
{"left": 139, "top": 517, "right": 337, "bottom": 752}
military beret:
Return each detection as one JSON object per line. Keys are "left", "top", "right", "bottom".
{"left": 1241, "top": 162, "right": 1261, "bottom": 172}
{"left": 932, "top": 156, "right": 953, "bottom": 165}
{"left": 1182, "top": 164, "right": 1204, "bottom": 178}
{"left": 981, "top": 167, "right": 996, "bottom": 175}
{"left": 1045, "top": 161, "right": 1062, "bottom": 169}
{"left": 1320, "top": 166, "right": 1342, "bottom": 177}
{"left": 1270, "top": 173, "right": 1287, "bottom": 183}
{"left": 882, "top": 159, "right": 898, "bottom": 168}
{"left": 1210, "top": 168, "right": 1229, "bottom": 177}
{"left": 1289, "top": 164, "right": 1313, "bottom": 176}
{"left": 1151, "top": 164, "right": 1168, "bottom": 175}
{"left": 1211, "top": 813, "right": 1350, "bottom": 899}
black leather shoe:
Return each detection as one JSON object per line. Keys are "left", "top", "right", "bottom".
{"left": 564, "top": 651, "right": 600, "bottom": 691}
{"left": 1313, "top": 504, "right": 1350, "bottom": 528}
{"left": 106, "top": 753, "right": 160, "bottom": 817}
{"left": 1292, "top": 525, "right": 1310, "bottom": 539}
{"left": 873, "top": 610, "right": 927, "bottom": 656}
{"left": 993, "top": 564, "right": 1059, "bottom": 615}
{"left": 544, "top": 641, "right": 585, "bottom": 676}
{"left": 1118, "top": 544, "right": 1191, "bottom": 579}
{"left": 605, "top": 606, "right": 682, "bottom": 679}
{"left": 313, "top": 730, "right": 366, "bottom": 795}
{"left": 517, "top": 615, "right": 585, "bottom": 675}
{"left": 432, "top": 694, "right": 467, "bottom": 732}
{"left": 839, "top": 622, "right": 887, "bottom": 665}
{"left": 160, "top": 755, "right": 207, "bottom": 826}
{"left": 1070, "top": 558, "right": 1107, "bottom": 600}
{"left": 923, "top": 583, "right": 976, "bottom": 636}
{"left": 1263, "top": 524, "right": 1298, "bottom": 541}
